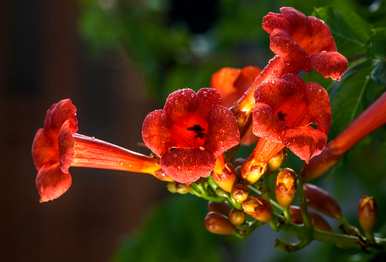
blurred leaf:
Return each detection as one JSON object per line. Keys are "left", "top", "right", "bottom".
{"left": 113, "top": 196, "right": 222, "bottom": 262}
{"left": 368, "top": 27, "right": 386, "bottom": 57}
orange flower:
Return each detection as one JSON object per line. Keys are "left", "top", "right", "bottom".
{"left": 32, "top": 99, "right": 161, "bottom": 202}
{"left": 263, "top": 7, "right": 348, "bottom": 80}
{"left": 252, "top": 74, "right": 331, "bottom": 162}
{"left": 142, "top": 88, "right": 240, "bottom": 184}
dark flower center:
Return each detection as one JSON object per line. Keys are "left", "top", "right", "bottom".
{"left": 277, "top": 111, "right": 286, "bottom": 121}
{"left": 187, "top": 124, "right": 206, "bottom": 139}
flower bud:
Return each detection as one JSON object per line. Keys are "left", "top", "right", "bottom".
{"left": 166, "top": 182, "right": 177, "bottom": 193}
{"left": 290, "top": 206, "right": 332, "bottom": 231}
{"left": 303, "top": 183, "right": 342, "bottom": 219}
{"left": 204, "top": 212, "right": 235, "bottom": 235}
{"left": 175, "top": 183, "right": 190, "bottom": 194}
{"left": 208, "top": 202, "right": 230, "bottom": 216}
{"left": 231, "top": 184, "right": 249, "bottom": 203}
{"left": 241, "top": 160, "right": 268, "bottom": 184}
{"left": 212, "top": 156, "right": 236, "bottom": 192}
{"left": 275, "top": 168, "right": 296, "bottom": 208}
{"left": 229, "top": 209, "right": 245, "bottom": 226}
{"left": 242, "top": 196, "right": 272, "bottom": 223}
{"left": 268, "top": 151, "right": 285, "bottom": 171}
{"left": 358, "top": 195, "right": 377, "bottom": 233}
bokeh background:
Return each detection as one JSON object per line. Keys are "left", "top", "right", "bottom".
{"left": 2, "top": 0, "right": 385, "bottom": 261}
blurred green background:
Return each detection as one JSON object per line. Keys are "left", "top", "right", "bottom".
{"left": 2, "top": 0, "right": 385, "bottom": 261}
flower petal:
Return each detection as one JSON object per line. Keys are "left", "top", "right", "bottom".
{"left": 252, "top": 103, "right": 281, "bottom": 143}
{"left": 196, "top": 88, "right": 222, "bottom": 116}
{"left": 142, "top": 109, "right": 172, "bottom": 156}
{"left": 44, "top": 99, "right": 78, "bottom": 133}
{"left": 283, "top": 127, "right": 327, "bottom": 162}
{"left": 32, "top": 129, "right": 59, "bottom": 169}
{"left": 310, "top": 51, "right": 348, "bottom": 80}
{"left": 161, "top": 148, "right": 215, "bottom": 184}
{"left": 163, "top": 88, "right": 196, "bottom": 122}
{"left": 59, "top": 120, "right": 76, "bottom": 173}
{"left": 305, "top": 82, "right": 332, "bottom": 134}
{"left": 36, "top": 163, "right": 72, "bottom": 202}
{"left": 206, "top": 106, "right": 240, "bottom": 156}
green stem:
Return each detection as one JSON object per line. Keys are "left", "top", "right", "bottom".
{"left": 247, "top": 185, "right": 284, "bottom": 212}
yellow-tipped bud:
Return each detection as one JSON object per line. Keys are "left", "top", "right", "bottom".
{"left": 242, "top": 196, "right": 272, "bottom": 223}
{"left": 204, "top": 212, "right": 235, "bottom": 235}
{"left": 231, "top": 184, "right": 249, "bottom": 203}
{"left": 268, "top": 151, "right": 285, "bottom": 171}
{"left": 303, "top": 183, "right": 342, "bottom": 219}
{"left": 289, "top": 206, "right": 332, "bottom": 231}
{"left": 275, "top": 168, "right": 297, "bottom": 208}
{"left": 241, "top": 160, "right": 268, "bottom": 184}
{"left": 212, "top": 156, "right": 236, "bottom": 192}
{"left": 167, "top": 182, "right": 177, "bottom": 193}
{"left": 229, "top": 209, "right": 245, "bottom": 226}
{"left": 175, "top": 183, "right": 190, "bottom": 194}
{"left": 358, "top": 195, "right": 377, "bottom": 233}
{"left": 208, "top": 202, "right": 230, "bottom": 216}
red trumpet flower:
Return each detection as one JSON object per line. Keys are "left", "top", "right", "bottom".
{"left": 211, "top": 66, "right": 261, "bottom": 108}
{"left": 262, "top": 7, "right": 348, "bottom": 80}
{"left": 142, "top": 88, "right": 240, "bottom": 184}
{"left": 32, "top": 99, "right": 161, "bottom": 202}
{"left": 252, "top": 74, "right": 331, "bottom": 162}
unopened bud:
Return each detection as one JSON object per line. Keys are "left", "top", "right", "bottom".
{"left": 290, "top": 206, "right": 332, "bottom": 231}
{"left": 303, "top": 183, "right": 342, "bottom": 219}
{"left": 208, "top": 202, "right": 230, "bottom": 216}
{"left": 242, "top": 196, "right": 272, "bottom": 223}
{"left": 204, "top": 212, "right": 235, "bottom": 235}
{"left": 275, "top": 168, "right": 296, "bottom": 208}
{"left": 175, "top": 183, "right": 190, "bottom": 194}
{"left": 213, "top": 157, "right": 236, "bottom": 192}
{"left": 231, "top": 184, "right": 249, "bottom": 203}
{"left": 358, "top": 195, "right": 377, "bottom": 233}
{"left": 241, "top": 160, "right": 268, "bottom": 184}
{"left": 229, "top": 209, "right": 245, "bottom": 226}
{"left": 268, "top": 151, "right": 285, "bottom": 171}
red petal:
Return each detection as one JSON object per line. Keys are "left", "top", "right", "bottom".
{"left": 283, "top": 127, "right": 327, "bottom": 162}
{"left": 196, "top": 88, "right": 222, "bottom": 116}
{"left": 252, "top": 103, "right": 281, "bottom": 143}
{"left": 206, "top": 106, "right": 240, "bottom": 156}
{"left": 32, "top": 129, "right": 59, "bottom": 169}
{"left": 211, "top": 67, "right": 241, "bottom": 107}
{"left": 305, "top": 82, "right": 332, "bottom": 134}
{"left": 44, "top": 99, "right": 78, "bottom": 133}
{"left": 310, "top": 51, "right": 348, "bottom": 80}
{"left": 36, "top": 163, "right": 72, "bottom": 202}
{"left": 141, "top": 109, "right": 171, "bottom": 156}
{"left": 163, "top": 88, "right": 196, "bottom": 122}
{"left": 234, "top": 66, "right": 261, "bottom": 91}
{"left": 59, "top": 120, "right": 75, "bottom": 173}
{"left": 161, "top": 148, "right": 215, "bottom": 184}
{"left": 254, "top": 74, "right": 304, "bottom": 109}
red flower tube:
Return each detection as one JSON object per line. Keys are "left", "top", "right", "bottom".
{"left": 141, "top": 88, "right": 240, "bottom": 184}
{"left": 32, "top": 99, "right": 161, "bottom": 202}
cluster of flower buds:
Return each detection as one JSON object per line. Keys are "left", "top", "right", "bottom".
{"left": 31, "top": 5, "right": 385, "bottom": 252}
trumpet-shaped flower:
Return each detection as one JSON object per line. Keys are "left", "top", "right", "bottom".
{"left": 142, "top": 88, "right": 240, "bottom": 184}
{"left": 32, "top": 99, "right": 161, "bottom": 202}
{"left": 262, "top": 7, "right": 348, "bottom": 80}
{"left": 252, "top": 74, "right": 331, "bottom": 162}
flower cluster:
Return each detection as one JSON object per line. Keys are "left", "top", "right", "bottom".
{"left": 32, "top": 6, "right": 386, "bottom": 252}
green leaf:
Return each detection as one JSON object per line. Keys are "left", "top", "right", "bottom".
{"left": 113, "top": 196, "right": 222, "bottom": 262}
{"left": 368, "top": 27, "right": 386, "bottom": 57}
